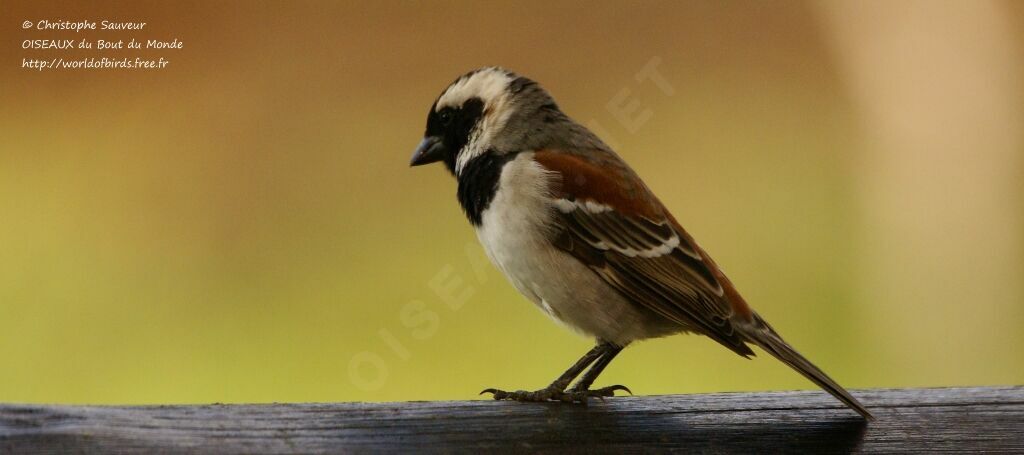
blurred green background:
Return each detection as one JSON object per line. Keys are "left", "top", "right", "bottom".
{"left": 1, "top": 1, "right": 1022, "bottom": 404}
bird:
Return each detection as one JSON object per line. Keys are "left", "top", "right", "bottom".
{"left": 409, "top": 67, "right": 872, "bottom": 420}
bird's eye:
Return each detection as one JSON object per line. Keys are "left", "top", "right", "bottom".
{"left": 439, "top": 109, "right": 453, "bottom": 126}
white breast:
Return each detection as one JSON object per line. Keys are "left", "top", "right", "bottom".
{"left": 475, "top": 152, "right": 677, "bottom": 345}
{"left": 475, "top": 153, "right": 558, "bottom": 306}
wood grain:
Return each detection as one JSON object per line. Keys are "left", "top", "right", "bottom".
{"left": 2, "top": 387, "right": 1022, "bottom": 453}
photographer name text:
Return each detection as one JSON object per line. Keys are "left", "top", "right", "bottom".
{"left": 26, "top": 19, "right": 147, "bottom": 32}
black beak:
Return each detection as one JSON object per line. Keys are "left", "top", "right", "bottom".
{"left": 409, "top": 136, "right": 445, "bottom": 166}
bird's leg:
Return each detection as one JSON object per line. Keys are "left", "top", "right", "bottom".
{"left": 480, "top": 343, "right": 605, "bottom": 402}
{"left": 565, "top": 344, "right": 631, "bottom": 401}
{"left": 481, "top": 342, "right": 629, "bottom": 403}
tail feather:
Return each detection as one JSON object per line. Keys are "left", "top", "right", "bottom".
{"left": 739, "top": 315, "right": 874, "bottom": 420}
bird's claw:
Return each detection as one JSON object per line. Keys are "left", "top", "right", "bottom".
{"left": 481, "top": 384, "right": 632, "bottom": 404}
{"left": 570, "top": 384, "right": 632, "bottom": 397}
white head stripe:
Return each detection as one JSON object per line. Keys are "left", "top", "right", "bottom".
{"left": 437, "top": 68, "right": 514, "bottom": 111}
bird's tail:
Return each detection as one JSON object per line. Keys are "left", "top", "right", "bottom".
{"left": 738, "top": 313, "right": 874, "bottom": 420}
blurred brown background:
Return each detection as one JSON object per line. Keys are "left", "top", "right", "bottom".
{"left": 1, "top": 1, "right": 1021, "bottom": 404}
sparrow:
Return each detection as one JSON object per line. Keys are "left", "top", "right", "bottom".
{"left": 409, "top": 67, "right": 872, "bottom": 419}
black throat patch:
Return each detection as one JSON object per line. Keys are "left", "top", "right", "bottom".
{"left": 456, "top": 152, "right": 517, "bottom": 226}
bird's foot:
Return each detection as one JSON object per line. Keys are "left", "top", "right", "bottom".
{"left": 481, "top": 384, "right": 631, "bottom": 404}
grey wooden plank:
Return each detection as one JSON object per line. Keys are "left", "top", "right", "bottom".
{"left": 1, "top": 387, "right": 1022, "bottom": 453}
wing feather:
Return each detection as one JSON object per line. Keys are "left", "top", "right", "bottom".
{"left": 535, "top": 150, "right": 754, "bottom": 356}
{"left": 554, "top": 199, "right": 752, "bottom": 355}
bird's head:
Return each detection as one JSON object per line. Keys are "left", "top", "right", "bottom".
{"left": 409, "top": 67, "right": 563, "bottom": 175}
